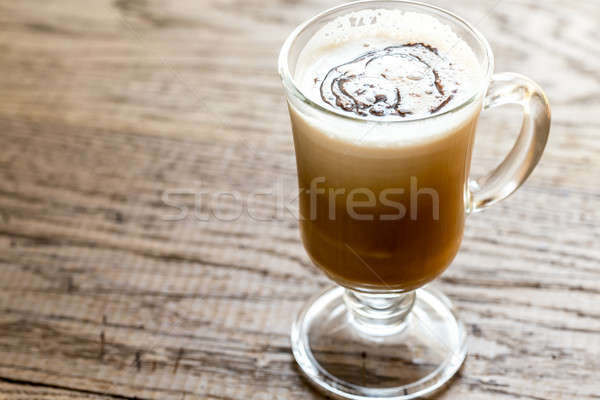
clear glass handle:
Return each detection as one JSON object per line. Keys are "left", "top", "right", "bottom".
{"left": 469, "top": 72, "right": 551, "bottom": 213}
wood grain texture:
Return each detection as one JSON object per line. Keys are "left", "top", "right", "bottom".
{"left": 0, "top": 0, "right": 598, "bottom": 399}
{"left": 0, "top": 380, "right": 116, "bottom": 400}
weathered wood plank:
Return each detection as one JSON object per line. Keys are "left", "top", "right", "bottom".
{"left": 0, "top": 0, "right": 598, "bottom": 399}
{"left": 0, "top": 380, "right": 118, "bottom": 400}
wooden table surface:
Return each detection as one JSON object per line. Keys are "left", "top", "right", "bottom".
{"left": 1, "top": 0, "right": 599, "bottom": 399}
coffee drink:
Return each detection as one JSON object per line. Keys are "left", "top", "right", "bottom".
{"left": 288, "top": 9, "right": 484, "bottom": 290}
{"left": 281, "top": 3, "right": 550, "bottom": 396}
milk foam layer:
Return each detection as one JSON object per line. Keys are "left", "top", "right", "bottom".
{"left": 319, "top": 43, "right": 460, "bottom": 118}
{"left": 293, "top": 9, "right": 484, "bottom": 146}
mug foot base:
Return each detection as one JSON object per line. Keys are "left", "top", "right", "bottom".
{"left": 291, "top": 286, "right": 467, "bottom": 399}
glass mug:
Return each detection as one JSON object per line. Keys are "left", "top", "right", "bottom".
{"left": 279, "top": 1, "right": 550, "bottom": 398}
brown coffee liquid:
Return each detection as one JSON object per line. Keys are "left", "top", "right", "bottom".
{"left": 290, "top": 106, "right": 478, "bottom": 291}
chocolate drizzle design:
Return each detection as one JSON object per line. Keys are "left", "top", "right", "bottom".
{"left": 319, "top": 43, "right": 460, "bottom": 118}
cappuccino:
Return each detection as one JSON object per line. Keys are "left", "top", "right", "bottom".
{"left": 289, "top": 9, "right": 484, "bottom": 290}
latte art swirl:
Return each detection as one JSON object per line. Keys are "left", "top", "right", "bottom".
{"left": 319, "top": 43, "right": 461, "bottom": 118}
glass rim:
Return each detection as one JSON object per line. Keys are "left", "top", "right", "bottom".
{"left": 278, "top": 0, "right": 495, "bottom": 124}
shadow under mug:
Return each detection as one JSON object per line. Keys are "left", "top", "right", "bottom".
{"left": 279, "top": 1, "right": 550, "bottom": 399}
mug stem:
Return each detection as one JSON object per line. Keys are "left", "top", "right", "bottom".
{"left": 343, "top": 289, "right": 416, "bottom": 336}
